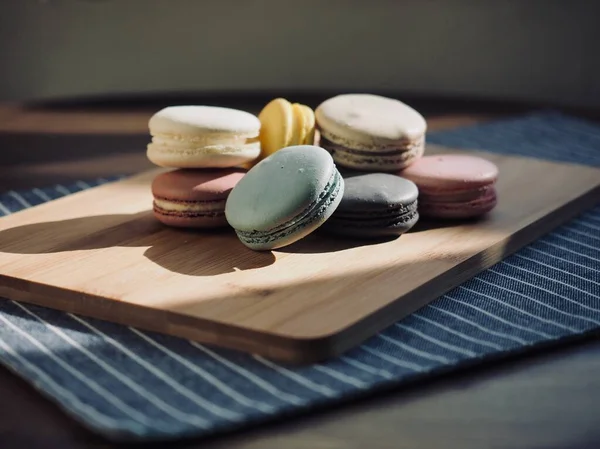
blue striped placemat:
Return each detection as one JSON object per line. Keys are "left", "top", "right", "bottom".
{"left": 0, "top": 110, "right": 598, "bottom": 441}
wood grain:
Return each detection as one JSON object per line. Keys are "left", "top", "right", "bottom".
{"left": 0, "top": 145, "right": 598, "bottom": 363}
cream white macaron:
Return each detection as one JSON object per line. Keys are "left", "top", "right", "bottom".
{"left": 147, "top": 106, "right": 261, "bottom": 168}
{"left": 315, "top": 94, "right": 427, "bottom": 171}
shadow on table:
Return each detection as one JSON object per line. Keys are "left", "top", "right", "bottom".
{"left": 0, "top": 212, "right": 275, "bottom": 276}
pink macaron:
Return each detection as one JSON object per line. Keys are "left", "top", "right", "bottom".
{"left": 400, "top": 154, "right": 499, "bottom": 219}
{"left": 151, "top": 168, "right": 246, "bottom": 228}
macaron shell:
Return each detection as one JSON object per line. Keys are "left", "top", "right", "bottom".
{"left": 258, "top": 98, "right": 293, "bottom": 159}
{"left": 237, "top": 174, "right": 343, "bottom": 250}
{"left": 336, "top": 173, "right": 419, "bottom": 212}
{"left": 149, "top": 105, "right": 260, "bottom": 138}
{"left": 400, "top": 154, "right": 499, "bottom": 192}
{"left": 151, "top": 168, "right": 247, "bottom": 201}
{"left": 324, "top": 212, "right": 419, "bottom": 239}
{"left": 292, "top": 103, "right": 316, "bottom": 145}
{"left": 315, "top": 94, "right": 427, "bottom": 148}
{"left": 225, "top": 145, "right": 336, "bottom": 232}
{"left": 289, "top": 103, "right": 304, "bottom": 146}
{"left": 419, "top": 188, "right": 498, "bottom": 219}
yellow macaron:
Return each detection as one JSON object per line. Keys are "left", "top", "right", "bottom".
{"left": 291, "top": 103, "right": 316, "bottom": 147}
{"left": 256, "top": 98, "right": 316, "bottom": 162}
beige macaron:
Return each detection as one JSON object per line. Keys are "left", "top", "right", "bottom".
{"left": 147, "top": 105, "right": 261, "bottom": 168}
{"left": 315, "top": 94, "right": 427, "bottom": 171}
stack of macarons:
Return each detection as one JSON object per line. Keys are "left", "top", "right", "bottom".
{"left": 147, "top": 105, "right": 261, "bottom": 228}
{"left": 146, "top": 94, "right": 499, "bottom": 251}
{"left": 311, "top": 94, "right": 498, "bottom": 229}
{"left": 311, "top": 94, "right": 426, "bottom": 240}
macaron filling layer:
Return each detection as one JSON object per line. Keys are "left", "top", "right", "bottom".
{"left": 320, "top": 130, "right": 423, "bottom": 152}
{"left": 321, "top": 136, "right": 424, "bottom": 170}
{"left": 149, "top": 134, "right": 261, "bottom": 154}
{"left": 418, "top": 188, "right": 497, "bottom": 218}
{"left": 321, "top": 137, "right": 425, "bottom": 157}
{"left": 418, "top": 185, "right": 495, "bottom": 203}
{"left": 234, "top": 170, "right": 342, "bottom": 245}
{"left": 329, "top": 200, "right": 418, "bottom": 228}
{"left": 153, "top": 198, "right": 226, "bottom": 218}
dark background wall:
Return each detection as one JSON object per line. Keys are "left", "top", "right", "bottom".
{"left": 1, "top": 0, "right": 599, "bottom": 107}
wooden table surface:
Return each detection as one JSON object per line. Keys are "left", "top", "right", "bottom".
{"left": 1, "top": 96, "right": 599, "bottom": 449}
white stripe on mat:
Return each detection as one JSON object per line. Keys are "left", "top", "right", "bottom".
{"left": 32, "top": 188, "right": 52, "bottom": 202}
{"left": 377, "top": 334, "right": 450, "bottom": 364}
{"left": 69, "top": 314, "right": 241, "bottom": 422}
{"left": 479, "top": 273, "right": 600, "bottom": 327}
{"left": 426, "top": 304, "right": 528, "bottom": 345}
{"left": 7, "top": 191, "right": 31, "bottom": 208}
{"left": 76, "top": 181, "right": 92, "bottom": 189}
{"left": 0, "top": 201, "right": 11, "bottom": 215}
{"left": 312, "top": 365, "right": 368, "bottom": 389}
{"left": 13, "top": 302, "right": 211, "bottom": 428}
{"left": 459, "top": 285, "right": 579, "bottom": 333}
{"left": 359, "top": 346, "right": 425, "bottom": 372}
{"left": 395, "top": 323, "right": 477, "bottom": 357}
{"left": 574, "top": 219, "right": 600, "bottom": 232}
{"left": 500, "top": 261, "right": 600, "bottom": 304}
{"left": 512, "top": 253, "right": 600, "bottom": 287}
{"left": 444, "top": 295, "right": 552, "bottom": 339}
{"left": 130, "top": 328, "right": 275, "bottom": 413}
{"left": 252, "top": 355, "right": 337, "bottom": 397}
{"left": 0, "top": 312, "right": 162, "bottom": 428}
{"left": 0, "top": 336, "right": 129, "bottom": 431}
{"left": 551, "top": 234, "right": 599, "bottom": 252}
{"left": 339, "top": 356, "right": 394, "bottom": 380}
{"left": 534, "top": 241, "right": 600, "bottom": 264}
{"left": 582, "top": 213, "right": 600, "bottom": 224}
{"left": 411, "top": 314, "right": 503, "bottom": 351}
{"left": 54, "top": 184, "right": 72, "bottom": 196}
{"left": 189, "top": 342, "right": 305, "bottom": 406}
{"left": 562, "top": 227, "right": 600, "bottom": 242}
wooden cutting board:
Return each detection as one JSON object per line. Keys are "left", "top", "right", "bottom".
{"left": 0, "top": 145, "right": 598, "bottom": 363}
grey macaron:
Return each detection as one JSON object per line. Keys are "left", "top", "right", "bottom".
{"left": 322, "top": 172, "right": 419, "bottom": 238}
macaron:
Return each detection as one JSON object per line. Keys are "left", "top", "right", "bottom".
{"left": 147, "top": 106, "right": 261, "bottom": 168}
{"left": 315, "top": 94, "right": 427, "bottom": 172}
{"left": 256, "top": 98, "right": 316, "bottom": 162}
{"left": 225, "top": 145, "right": 344, "bottom": 250}
{"left": 322, "top": 173, "right": 419, "bottom": 238}
{"left": 400, "top": 154, "right": 499, "bottom": 219}
{"left": 151, "top": 168, "right": 246, "bottom": 228}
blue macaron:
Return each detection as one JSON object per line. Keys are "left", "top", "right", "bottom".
{"left": 225, "top": 145, "right": 344, "bottom": 250}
